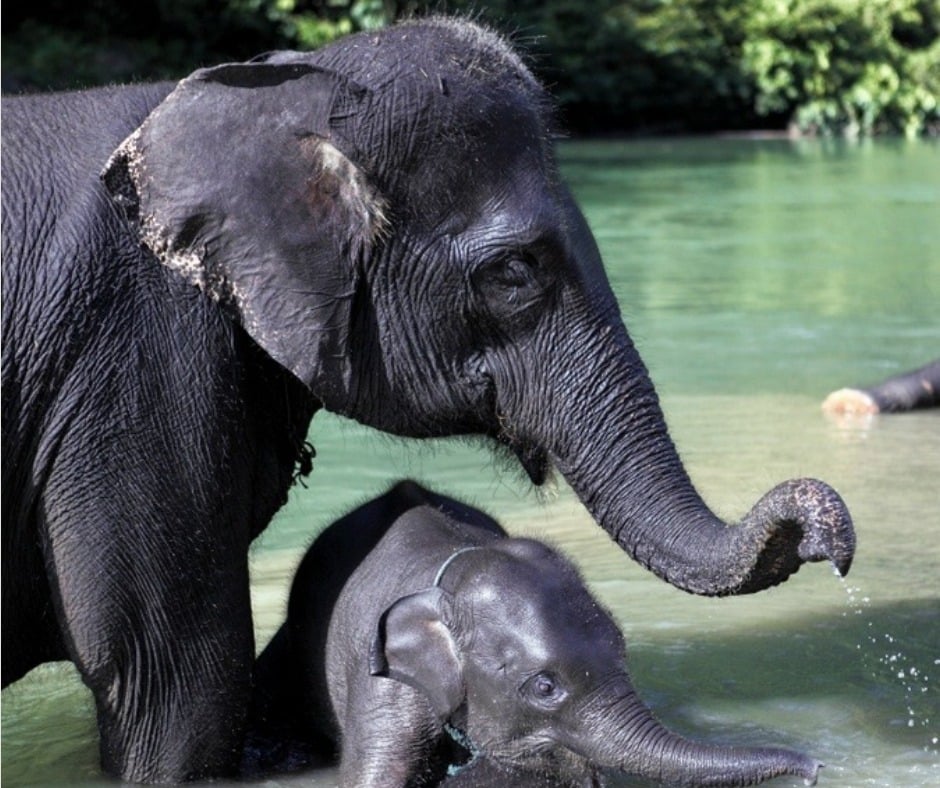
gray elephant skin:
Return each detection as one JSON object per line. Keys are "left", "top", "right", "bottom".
{"left": 2, "top": 15, "right": 854, "bottom": 782}
{"left": 249, "top": 480, "right": 821, "bottom": 788}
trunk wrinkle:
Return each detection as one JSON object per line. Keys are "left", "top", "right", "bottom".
{"left": 500, "top": 287, "right": 855, "bottom": 595}
{"left": 541, "top": 324, "right": 855, "bottom": 595}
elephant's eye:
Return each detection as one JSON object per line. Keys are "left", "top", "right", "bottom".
{"left": 494, "top": 256, "right": 537, "bottom": 289}
{"left": 524, "top": 671, "right": 562, "bottom": 703}
{"left": 472, "top": 251, "right": 548, "bottom": 321}
{"left": 533, "top": 674, "right": 556, "bottom": 696}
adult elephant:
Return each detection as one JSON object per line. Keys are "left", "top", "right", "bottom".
{"left": 1, "top": 15, "right": 854, "bottom": 783}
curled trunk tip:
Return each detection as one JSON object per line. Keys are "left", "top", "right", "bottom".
{"left": 733, "top": 477, "right": 855, "bottom": 595}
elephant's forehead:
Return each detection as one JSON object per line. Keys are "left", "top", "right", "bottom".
{"left": 303, "top": 19, "right": 555, "bottom": 188}
{"left": 306, "top": 17, "right": 543, "bottom": 100}
{"left": 457, "top": 172, "right": 562, "bottom": 243}
{"left": 391, "top": 127, "right": 558, "bottom": 242}
{"left": 469, "top": 568, "right": 622, "bottom": 667}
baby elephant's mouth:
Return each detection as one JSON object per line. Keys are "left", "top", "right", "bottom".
{"left": 480, "top": 734, "right": 603, "bottom": 786}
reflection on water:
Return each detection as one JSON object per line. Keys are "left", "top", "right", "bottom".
{"left": 3, "top": 139, "right": 938, "bottom": 786}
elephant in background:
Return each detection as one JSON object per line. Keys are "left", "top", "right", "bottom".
{"left": 250, "top": 480, "right": 820, "bottom": 788}
{"left": 822, "top": 360, "right": 940, "bottom": 415}
{"left": 2, "top": 15, "right": 853, "bottom": 782}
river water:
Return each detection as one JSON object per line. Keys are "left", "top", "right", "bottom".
{"left": 2, "top": 138, "right": 938, "bottom": 787}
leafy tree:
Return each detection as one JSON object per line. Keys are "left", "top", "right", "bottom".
{"left": 741, "top": 0, "right": 939, "bottom": 137}
{"left": 3, "top": 0, "right": 937, "bottom": 135}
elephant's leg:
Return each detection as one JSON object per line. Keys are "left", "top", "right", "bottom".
{"left": 41, "top": 476, "right": 255, "bottom": 782}
{"left": 2, "top": 519, "right": 68, "bottom": 687}
{"left": 245, "top": 626, "right": 337, "bottom": 776}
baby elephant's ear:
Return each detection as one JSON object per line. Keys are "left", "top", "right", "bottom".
{"left": 369, "top": 588, "right": 464, "bottom": 720}
{"left": 101, "top": 61, "right": 386, "bottom": 401}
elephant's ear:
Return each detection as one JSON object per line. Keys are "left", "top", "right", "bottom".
{"left": 101, "top": 61, "right": 387, "bottom": 399}
{"left": 369, "top": 588, "right": 464, "bottom": 720}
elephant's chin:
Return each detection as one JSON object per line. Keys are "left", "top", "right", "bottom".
{"left": 482, "top": 742, "right": 601, "bottom": 787}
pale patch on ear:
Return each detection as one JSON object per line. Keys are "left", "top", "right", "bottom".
{"left": 104, "top": 126, "right": 228, "bottom": 302}
{"left": 100, "top": 62, "right": 377, "bottom": 395}
{"left": 300, "top": 137, "right": 389, "bottom": 252}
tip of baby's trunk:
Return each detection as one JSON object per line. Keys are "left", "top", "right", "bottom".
{"left": 801, "top": 759, "right": 823, "bottom": 786}
{"left": 776, "top": 750, "right": 822, "bottom": 787}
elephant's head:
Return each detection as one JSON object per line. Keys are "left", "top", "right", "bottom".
{"left": 101, "top": 16, "right": 854, "bottom": 595}
{"left": 370, "top": 540, "right": 820, "bottom": 786}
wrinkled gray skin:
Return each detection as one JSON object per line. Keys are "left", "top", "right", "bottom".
{"left": 2, "top": 15, "right": 853, "bottom": 782}
{"left": 251, "top": 480, "right": 820, "bottom": 788}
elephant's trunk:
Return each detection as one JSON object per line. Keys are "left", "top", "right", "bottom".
{"left": 542, "top": 325, "right": 853, "bottom": 595}
{"left": 574, "top": 680, "right": 820, "bottom": 787}
{"left": 575, "top": 329, "right": 852, "bottom": 593}
{"left": 501, "top": 191, "right": 854, "bottom": 596}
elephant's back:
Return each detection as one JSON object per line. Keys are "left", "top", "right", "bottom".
{"left": 285, "top": 482, "right": 441, "bottom": 738}
{"left": 1, "top": 83, "right": 174, "bottom": 371}
{"left": 1, "top": 83, "right": 174, "bottom": 473}
{"left": 1, "top": 83, "right": 173, "bottom": 183}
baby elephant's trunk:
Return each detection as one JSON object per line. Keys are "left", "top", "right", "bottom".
{"left": 576, "top": 679, "right": 820, "bottom": 787}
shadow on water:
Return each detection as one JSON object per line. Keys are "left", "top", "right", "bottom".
{"left": 600, "top": 597, "right": 940, "bottom": 787}
{"left": 628, "top": 597, "right": 938, "bottom": 738}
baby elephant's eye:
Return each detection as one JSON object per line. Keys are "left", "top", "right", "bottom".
{"left": 522, "top": 672, "right": 566, "bottom": 708}
{"left": 532, "top": 673, "right": 556, "bottom": 697}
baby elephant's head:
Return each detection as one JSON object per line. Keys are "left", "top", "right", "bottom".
{"left": 370, "top": 538, "right": 821, "bottom": 787}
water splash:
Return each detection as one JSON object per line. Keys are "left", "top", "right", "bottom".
{"left": 839, "top": 576, "right": 937, "bottom": 753}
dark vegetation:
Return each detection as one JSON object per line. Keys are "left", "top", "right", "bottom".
{"left": 3, "top": 1, "right": 938, "bottom": 136}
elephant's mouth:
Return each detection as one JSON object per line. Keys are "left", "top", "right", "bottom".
{"left": 481, "top": 733, "right": 602, "bottom": 786}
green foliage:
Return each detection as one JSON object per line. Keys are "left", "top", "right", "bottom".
{"left": 741, "top": 0, "right": 940, "bottom": 137}
{"left": 3, "top": 0, "right": 937, "bottom": 135}
{"left": 267, "top": 0, "right": 393, "bottom": 49}
{"left": 0, "top": 1, "right": 399, "bottom": 92}
{"left": 454, "top": 0, "right": 938, "bottom": 136}
{"left": 438, "top": 0, "right": 764, "bottom": 133}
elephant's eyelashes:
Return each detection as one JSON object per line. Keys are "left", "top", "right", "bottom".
{"left": 472, "top": 253, "right": 549, "bottom": 321}
{"left": 492, "top": 255, "right": 538, "bottom": 288}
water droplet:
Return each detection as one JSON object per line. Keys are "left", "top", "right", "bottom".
{"left": 839, "top": 578, "right": 936, "bottom": 751}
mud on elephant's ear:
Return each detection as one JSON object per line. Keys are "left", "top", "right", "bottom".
{"left": 101, "top": 61, "right": 387, "bottom": 401}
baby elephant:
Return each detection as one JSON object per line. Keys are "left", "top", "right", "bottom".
{"left": 250, "top": 481, "right": 820, "bottom": 787}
